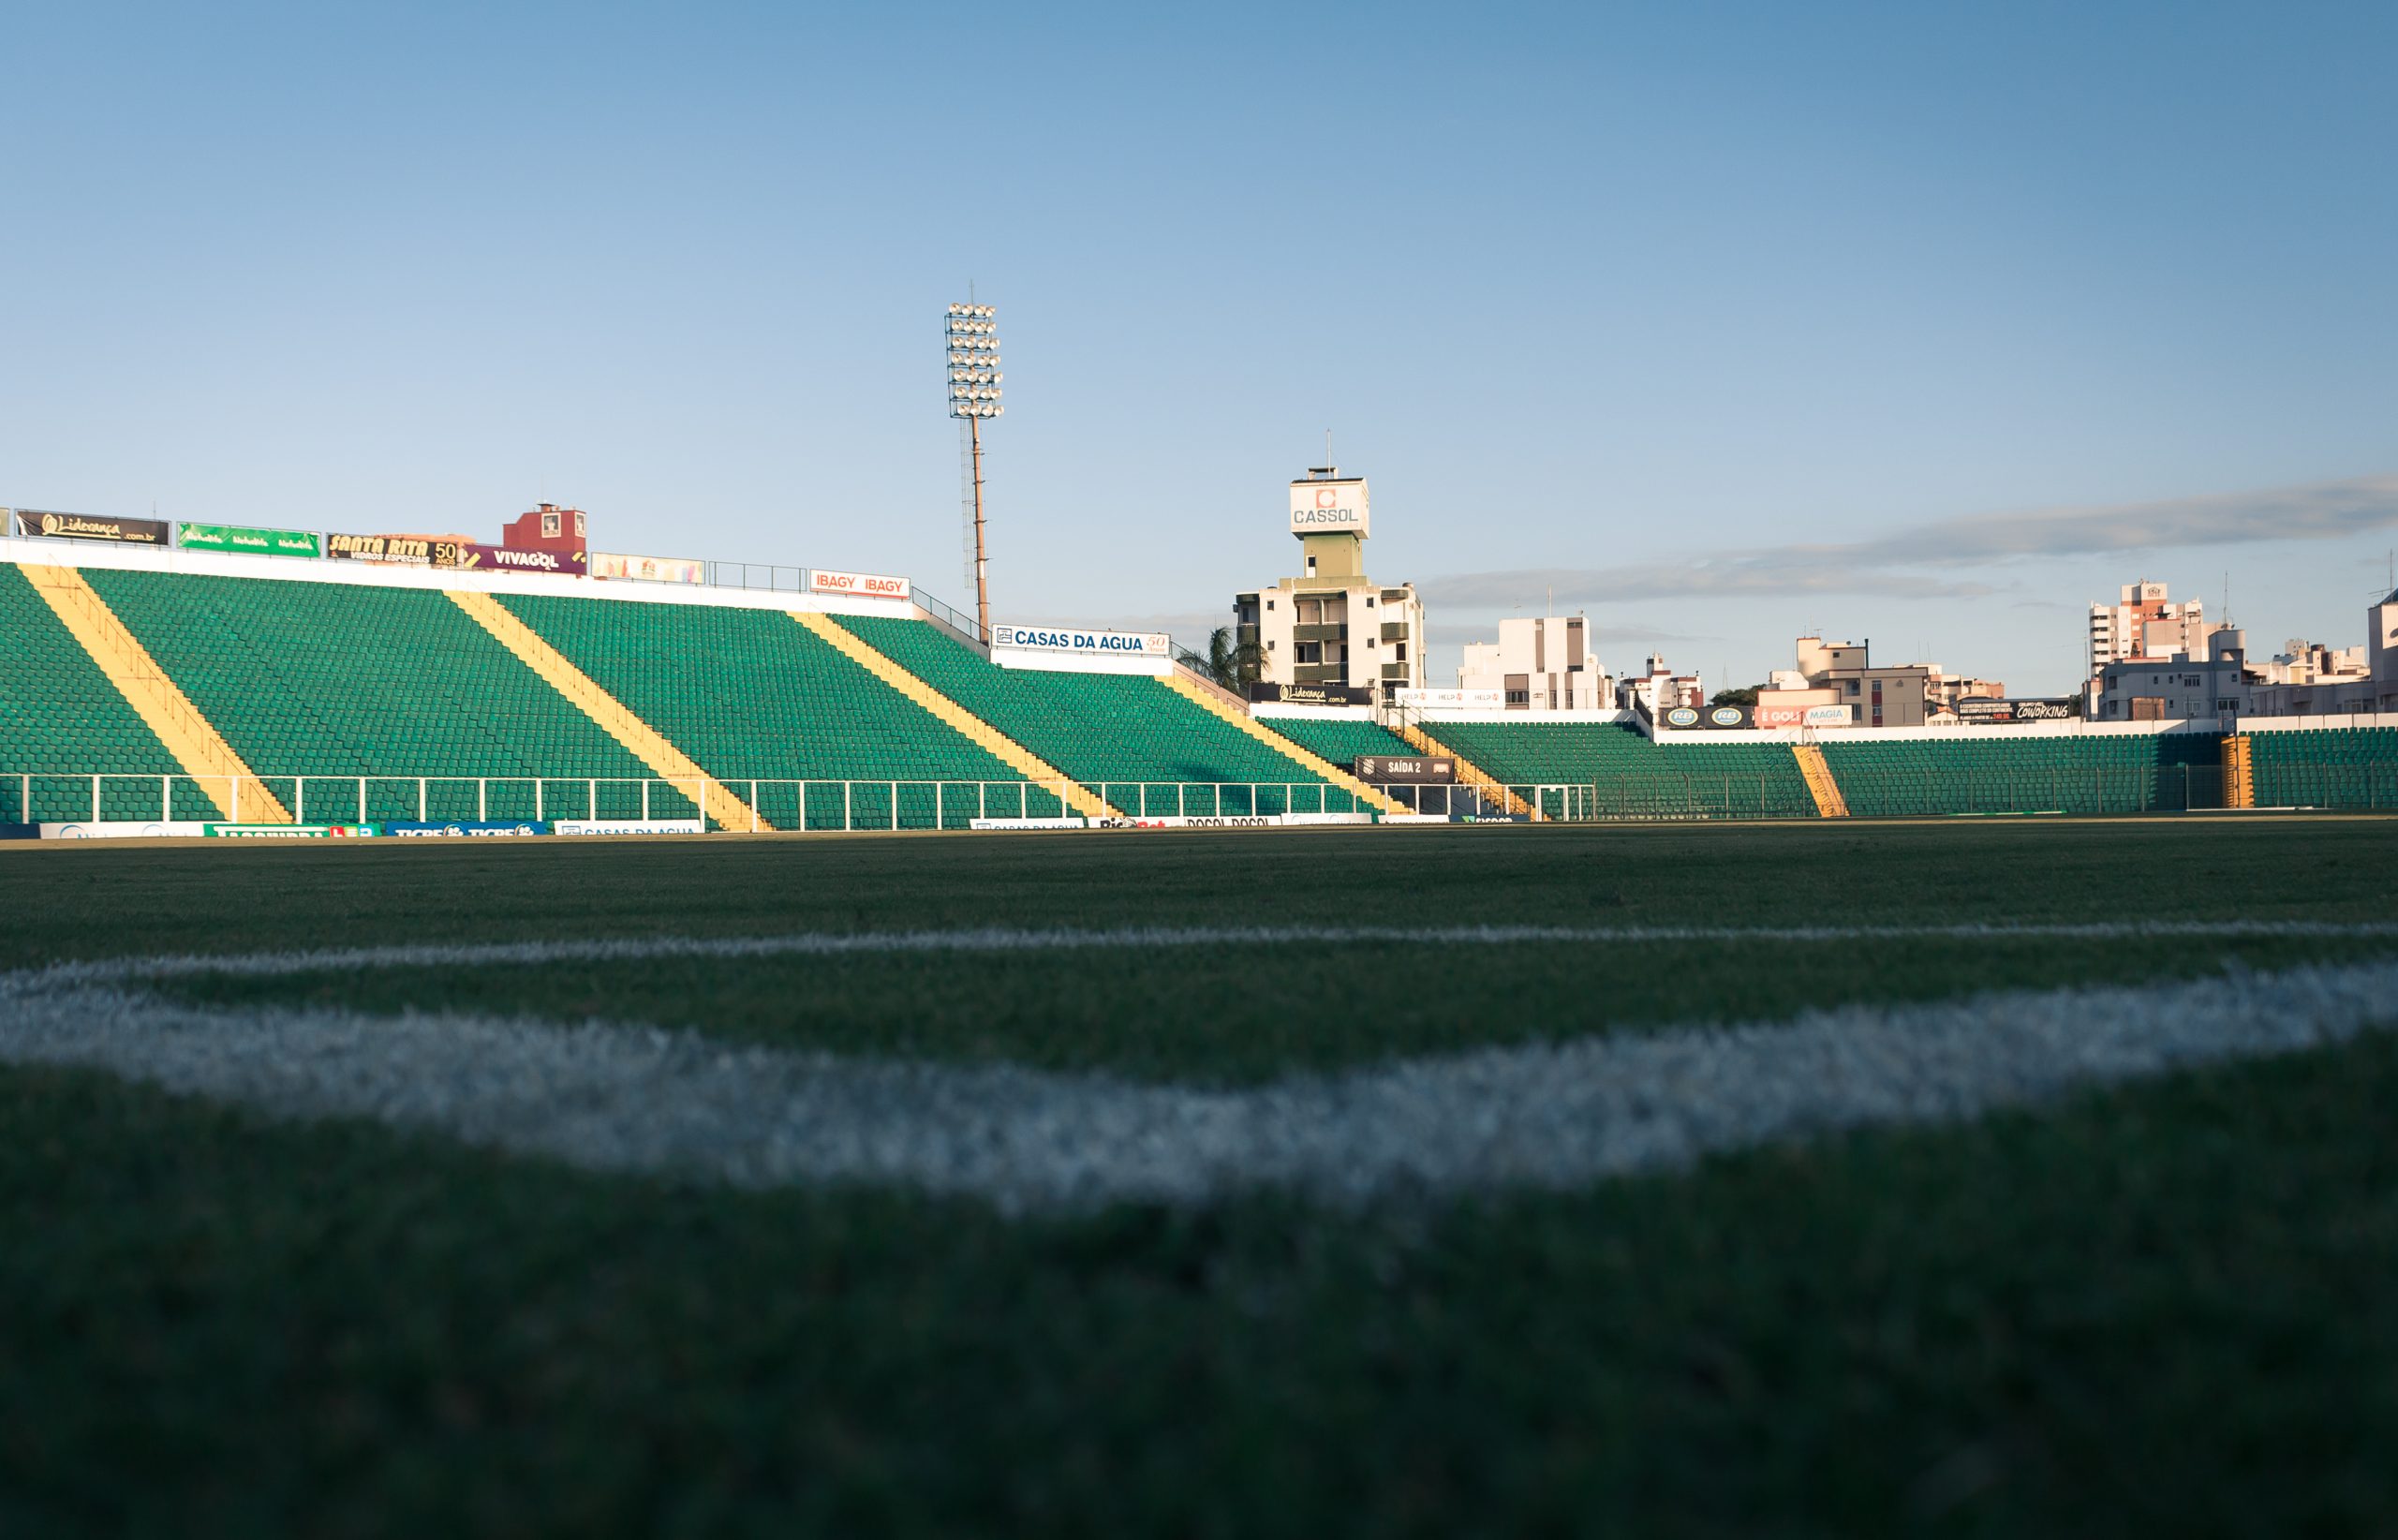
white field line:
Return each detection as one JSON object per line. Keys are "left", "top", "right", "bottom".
{"left": 3, "top": 958, "right": 2396, "bottom": 1210}
{"left": 9, "top": 918, "right": 2398, "bottom": 989}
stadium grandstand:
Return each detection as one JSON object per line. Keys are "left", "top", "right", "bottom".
{"left": 5, "top": 534, "right": 2398, "bottom": 835}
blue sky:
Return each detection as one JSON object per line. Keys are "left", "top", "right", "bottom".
{"left": 5, "top": 1, "right": 2392, "bottom": 692}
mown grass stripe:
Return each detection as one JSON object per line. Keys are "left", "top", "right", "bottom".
{"left": 5, "top": 959, "right": 2395, "bottom": 1210}
{"left": 7, "top": 919, "right": 2398, "bottom": 989}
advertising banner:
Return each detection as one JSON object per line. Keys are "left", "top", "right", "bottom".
{"left": 440, "top": 542, "right": 586, "bottom": 577}
{"left": 325, "top": 533, "right": 439, "bottom": 565}
{"left": 1287, "top": 478, "right": 1369, "bottom": 538}
{"left": 1353, "top": 755, "right": 1456, "bottom": 784}
{"left": 382, "top": 821, "right": 550, "bottom": 837}
{"left": 591, "top": 551, "right": 705, "bottom": 585}
{"left": 39, "top": 822, "right": 211, "bottom": 839}
{"left": 969, "top": 817, "right": 1090, "bottom": 831}
{"left": 990, "top": 624, "right": 1172, "bottom": 657}
{"left": 1705, "top": 703, "right": 1753, "bottom": 729}
{"left": 1754, "top": 703, "right": 1856, "bottom": 730}
{"left": 18, "top": 509, "right": 169, "bottom": 544}
{"left": 1958, "top": 697, "right": 2077, "bottom": 723}
{"left": 1663, "top": 706, "right": 1703, "bottom": 729}
{"left": 176, "top": 522, "right": 321, "bottom": 557}
{"left": 809, "top": 568, "right": 910, "bottom": 600}
{"left": 551, "top": 819, "right": 704, "bottom": 836}
{"left": 1249, "top": 682, "right": 1373, "bottom": 706}
{"left": 202, "top": 823, "right": 380, "bottom": 837}
{"left": 1394, "top": 688, "right": 1504, "bottom": 711}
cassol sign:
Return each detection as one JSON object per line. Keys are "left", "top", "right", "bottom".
{"left": 1286, "top": 478, "right": 1369, "bottom": 537}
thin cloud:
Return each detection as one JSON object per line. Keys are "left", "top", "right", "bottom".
{"left": 1418, "top": 472, "right": 2398, "bottom": 607}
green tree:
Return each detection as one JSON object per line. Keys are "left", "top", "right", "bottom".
{"left": 1710, "top": 684, "right": 1762, "bottom": 710}
{"left": 1206, "top": 627, "right": 1268, "bottom": 693}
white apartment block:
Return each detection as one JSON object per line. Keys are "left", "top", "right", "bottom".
{"left": 2088, "top": 580, "right": 2213, "bottom": 677}
{"left": 1458, "top": 615, "right": 1608, "bottom": 709}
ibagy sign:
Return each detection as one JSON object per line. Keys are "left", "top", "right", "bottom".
{"left": 808, "top": 569, "right": 910, "bottom": 600}
{"left": 1287, "top": 478, "right": 1369, "bottom": 537}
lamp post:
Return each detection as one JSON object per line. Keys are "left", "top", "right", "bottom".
{"left": 945, "top": 303, "right": 1003, "bottom": 638}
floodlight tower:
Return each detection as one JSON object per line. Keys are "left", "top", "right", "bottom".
{"left": 944, "top": 302, "right": 1004, "bottom": 637}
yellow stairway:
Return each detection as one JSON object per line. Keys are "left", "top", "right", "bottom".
{"left": 1390, "top": 717, "right": 1532, "bottom": 819}
{"left": 447, "top": 589, "right": 765, "bottom": 832}
{"left": 21, "top": 563, "right": 292, "bottom": 823}
{"left": 2222, "top": 733, "right": 2254, "bottom": 809}
{"left": 1155, "top": 673, "right": 1406, "bottom": 816}
{"left": 1792, "top": 743, "right": 1849, "bottom": 818}
{"left": 789, "top": 611, "right": 1118, "bottom": 821}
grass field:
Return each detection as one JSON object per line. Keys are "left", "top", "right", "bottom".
{"left": 5, "top": 820, "right": 2397, "bottom": 1535}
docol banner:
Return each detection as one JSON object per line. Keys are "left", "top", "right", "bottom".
{"left": 19, "top": 510, "right": 169, "bottom": 544}
{"left": 177, "top": 522, "right": 321, "bottom": 557}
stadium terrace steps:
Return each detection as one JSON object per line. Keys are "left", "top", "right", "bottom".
{"left": 1429, "top": 721, "right": 1819, "bottom": 820}
{"left": 1155, "top": 674, "right": 1404, "bottom": 815}
{"left": 829, "top": 614, "right": 1370, "bottom": 818}
{"left": 80, "top": 567, "right": 663, "bottom": 825}
{"left": 1391, "top": 718, "right": 1532, "bottom": 818}
{"left": 0, "top": 564, "right": 200, "bottom": 822}
{"left": 17, "top": 564, "right": 287, "bottom": 822}
{"left": 2244, "top": 725, "right": 2398, "bottom": 808}
{"left": 1816, "top": 733, "right": 2221, "bottom": 817}
{"left": 450, "top": 590, "right": 762, "bottom": 832}
{"left": 789, "top": 611, "right": 1115, "bottom": 821}
{"left": 1792, "top": 743, "right": 1849, "bottom": 818}
{"left": 496, "top": 593, "right": 1041, "bottom": 831}
{"left": 2223, "top": 734, "right": 2255, "bottom": 809}
{"left": 1256, "top": 716, "right": 1418, "bottom": 771}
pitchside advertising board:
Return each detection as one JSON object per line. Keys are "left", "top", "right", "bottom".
{"left": 1288, "top": 478, "right": 1369, "bottom": 538}
{"left": 990, "top": 625, "right": 1172, "bottom": 657}
{"left": 176, "top": 522, "right": 321, "bottom": 557}
{"left": 383, "top": 821, "right": 549, "bottom": 837}
{"left": 15, "top": 509, "right": 169, "bottom": 544}
{"left": 204, "top": 824, "right": 381, "bottom": 838}
{"left": 808, "top": 568, "right": 910, "bottom": 601}
{"left": 1958, "top": 697, "right": 2077, "bottom": 723}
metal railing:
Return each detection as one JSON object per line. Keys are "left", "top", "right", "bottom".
{"left": 1, "top": 774, "right": 1379, "bottom": 831}
{"left": 12, "top": 763, "right": 2390, "bottom": 831}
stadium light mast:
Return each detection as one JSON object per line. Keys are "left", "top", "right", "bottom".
{"left": 944, "top": 302, "right": 1003, "bottom": 638}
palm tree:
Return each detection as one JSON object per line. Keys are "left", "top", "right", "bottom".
{"left": 1206, "top": 626, "right": 1268, "bottom": 693}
